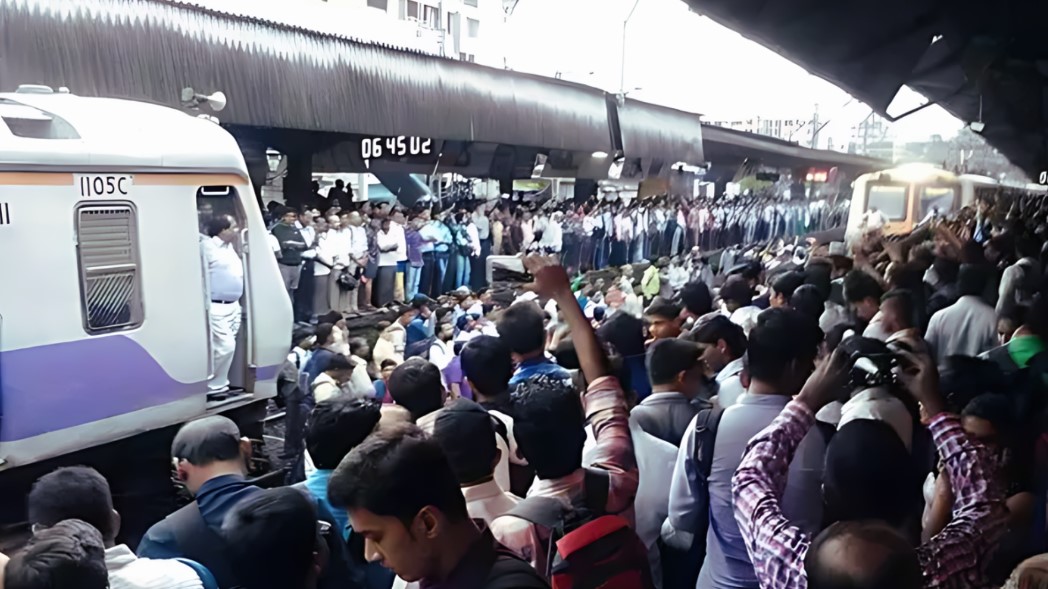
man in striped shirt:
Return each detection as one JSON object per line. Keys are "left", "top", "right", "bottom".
{"left": 732, "top": 338, "right": 1008, "bottom": 589}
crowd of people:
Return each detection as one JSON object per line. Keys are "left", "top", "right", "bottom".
{"left": 261, "top": 182, "right": 846, "bottom": 328}
{"left": 9, "top": 190, "right": 1048, "bottom": 589}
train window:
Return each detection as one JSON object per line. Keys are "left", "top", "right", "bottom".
{"left": 920, "top": 186, "right": 957, "bottom": 219}
{"left": 866, "top": 184, "right": 908, "bottom": 220}
{"left": 75, "top": 204, "right": 144, "bottom": 334}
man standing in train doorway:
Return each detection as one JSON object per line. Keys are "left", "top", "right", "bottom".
{"left": 203, "top": 215, "right": 244, "bottom": 393}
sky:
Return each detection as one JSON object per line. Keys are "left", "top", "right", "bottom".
{"left": 494, "top": 0, "right": 963, "bottom": 146}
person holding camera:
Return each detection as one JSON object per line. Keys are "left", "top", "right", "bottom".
{"left": 732, "top": 336, "right": 1009, "bottom": 589}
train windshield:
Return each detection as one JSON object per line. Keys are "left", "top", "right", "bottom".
{"left": 919, "top": 185, "right": 956, "bottom": 219}
{"left": 866, "top": 184, "right": 908, "bottom": 220}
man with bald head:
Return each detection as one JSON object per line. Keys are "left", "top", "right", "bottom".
{"left": 137, "top": 416, "right": 254, "bottom": 584}
{"left": 806, "top": 521, "right": 921, "bottom": 589}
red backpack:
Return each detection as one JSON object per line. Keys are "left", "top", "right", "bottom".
{"left": 506, "top": 469, "right": 654, "bottom": 589}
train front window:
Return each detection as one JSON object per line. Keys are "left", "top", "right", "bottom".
{"left": 866, "top": 184, "right": 908, "bottom": 221}
{"left": 920, "top": 186, "right": 957, "bottom": 220}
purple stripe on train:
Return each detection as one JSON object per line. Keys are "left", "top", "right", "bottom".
{"left": 0, "top": 336, "right": 279, "bottom": 442}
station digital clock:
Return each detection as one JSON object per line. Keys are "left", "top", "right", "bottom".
{"left": 360, "top": 136, "right": 434, "bottom": 160}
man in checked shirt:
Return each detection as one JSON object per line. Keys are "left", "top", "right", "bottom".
{"left": 732, "top": 336, "right": 1008, "bottom": 589}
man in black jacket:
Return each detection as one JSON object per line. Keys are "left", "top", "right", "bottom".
{"left": 137, "top": 416, "right": 360, "bottom": 589}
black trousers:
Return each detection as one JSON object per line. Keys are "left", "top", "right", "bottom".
{"left": 293, "top": 259, "right": 315, "bottom": 322}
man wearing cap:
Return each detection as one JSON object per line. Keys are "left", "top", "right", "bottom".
{"left": 687, "top": 315, "right": 748, "bottom": 408}
{"left": 139, "top": 416, "right": 355, "bottom": 589}
{"left": 405, "top": 294, "right": 437, "bottom": 359}
{"left": 632, "top": 339, "right": 708, "bottom": 446}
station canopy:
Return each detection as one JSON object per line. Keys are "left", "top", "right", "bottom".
{"left": 0, "top": 0, "right": 884, "bottom": 177}
{"left": 681, "top": 0, "right": 1048, "bottom": 178}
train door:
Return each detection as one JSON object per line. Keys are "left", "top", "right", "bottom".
{"left": 196, "top": 186, "right": 252, "bottom": 401}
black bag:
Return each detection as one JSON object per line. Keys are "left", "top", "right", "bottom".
{"left": 336, "top": 267, "right": 359, "bottom": 291}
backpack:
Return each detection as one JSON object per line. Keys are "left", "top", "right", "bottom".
{"left": 690, "top": 407, "right": 725, "bottom": 537}
{"left": 690, "top": 407, "right": 836, "bottom": 532}
{"left": 506, "top": 468, "right": 654, "bottom": 589}
{"left": 484, "top": 548, "right": 551, "bottom": 589}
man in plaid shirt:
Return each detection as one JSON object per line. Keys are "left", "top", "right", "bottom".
{"left": 733, "top": 338, "right": 1009, "bottom": 589}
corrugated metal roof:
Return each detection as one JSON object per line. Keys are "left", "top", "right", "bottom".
{"left": 617, "top": 97, "right": 704, "bottom": 165}
{"left": 0, "top": 0, "right": 615, "bottom": 153}
{"left": 703, "top": 125, "right": 888, "bottom": 171}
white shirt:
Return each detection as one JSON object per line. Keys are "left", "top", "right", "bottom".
{"left": 313, "top": 231, "right": 338, "bottom": 277}
{"left": 715, "top": 356, "right": 747, "bottom": 408}
{"left": 466, "top": 223, "right": 481, "bottom": 256}
{"left": 473, "top": 210, "right": 491, "bottom": 240}
{"left": 390, "top": 221, "right": 408, "bottom": 262}
{"left": 862, "top": 310, "right": 891, "bottom": 341}
{"left": 925, "top": 295, "right": 998, "bottom": 371}
{"left": 203, "top": 236, "right": 243, "bottom": 302}
{"left": 348, "top": 355, "right": 376, "bottom": 399}
{"left": 429, "top": 339, "right": 453, "bottom": 370}
{"left": 462, "top": 479, "right": 520, "bottom": 524}
{"left": 105, "top": 544, "right": 204, "bottom": 589}
{"left": 376, "top": 229, "right": 400, "bottom": 266}
{"left": 344, "top": 225, "right": 368, "bottom": 258}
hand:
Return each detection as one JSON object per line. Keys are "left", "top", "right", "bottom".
{"left": 893, "top": 339, "right": 945, "bottom": 416}
{"left": 523, "top": 255, "right": 571, "bottom": 299}
{"left": 797, "top": 347, "right": 854, "bottom": 411}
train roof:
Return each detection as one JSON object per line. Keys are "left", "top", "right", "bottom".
{"left": 0, "top": 87, "right": 249, "bottom": 178}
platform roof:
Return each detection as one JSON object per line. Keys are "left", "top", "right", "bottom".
{"left": 681, "top": 0, "right": 1048, "bottom": 178}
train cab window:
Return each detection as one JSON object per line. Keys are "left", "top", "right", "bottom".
{"left": 75, "top": 204, "right": 144, "bottom": 334}
{"left": 919, "top": 185, "right": 957, "bottom": 220}
{"left": 866, "top": 184, "right": 908, "bottom": 220}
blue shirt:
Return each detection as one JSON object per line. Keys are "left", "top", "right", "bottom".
{"left": 302, "top": 470, "right": 395, "bottom": 589}
{"left": 668, "top": 393, "right": 825, "bottom": 589}
{"left": 302, "top": 348, "right": 336, "bottom": 392}
{"left": 406, "top": 315, "right": 431, "bottom": 346}
{"left": 304, "top": 470, "right": 348, "bottom": 540}
{"left": 138, "top": 475, "right": 261, "bottom": 558}
{"left": 508, "top": 357, "right": 571, "bottom": 387}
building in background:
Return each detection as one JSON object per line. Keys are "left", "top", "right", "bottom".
{"left": 296, "top": 0, "right": 504, "bottom": 65}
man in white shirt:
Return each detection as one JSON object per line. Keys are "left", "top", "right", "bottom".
{"left": 687, "top": 314, "right": 748, "bottom": 408}
{"left": 202, "top": 215, "right": 244, "bottom": 392}
{"left": 28, "top": 466, "right": 209, "bottom": 589}
{"left": 926, "top": 264, "right": 998, "bottom": 372}
{"left": 997, "top": 236, "right": 1041, "bottom": 316}
{"left": 338, "top": 212, "right": 368, "bottom": 313}
{"left": 375, "top": 218, "right": 400, "bottom": 306}
{"left": 390, "top": 209, "right": 409, "bottom": 303}
{"left": 472, "top": 205, "right": 491, "bottom": 290}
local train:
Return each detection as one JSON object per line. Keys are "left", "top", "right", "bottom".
{"left": 845, "top": 163, "right": 1048, "bottom": 243}
{"left": 0, "top": 86, "right": 292, "bottom": 540}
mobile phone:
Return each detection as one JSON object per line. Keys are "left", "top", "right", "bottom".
{"left": 487, "top": 255, "right": 534, "bottom": 286}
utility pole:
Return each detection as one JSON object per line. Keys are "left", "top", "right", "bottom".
{"left": 810, "top": 103, "right": 820, "bottom": 149}
{"left": 620, "top": 0, "right": 642, "bottom": 96}
{"left": 502, "top": 0, "right": 521, "bottom": 69}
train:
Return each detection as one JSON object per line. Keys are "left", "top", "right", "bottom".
{"left": 0, "top": 86, "right": 292, "bottom": 544}
{"left": 845, "top": 163, "right": 1048, "bottom": 243}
